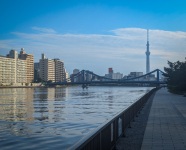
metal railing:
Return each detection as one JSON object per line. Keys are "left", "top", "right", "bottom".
{"left": 69, "top": 88, "right": 157, "bottom": 150}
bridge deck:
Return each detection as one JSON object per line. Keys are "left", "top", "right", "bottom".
{"left": 46, "top": 69, "right": 166, "bottom": 86}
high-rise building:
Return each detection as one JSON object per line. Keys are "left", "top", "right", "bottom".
{"left": 39, "top": 54, "right": 65, "bottom": 82}
{"left": 64, "top": 69, "right": 71, "bottom": 82}
{"left": 54, "top": 59, "right": 65, "bottom": 82}
{"left": 108, "top": 68, "right": 113, "bottom": 74}
{"left": 0, "top": 49, "right": 33, "bottom": 85}
{"left": 105, "top": 67, "right": 114, "bottom": 79}
{"left": 7, "top": 49, "right": 18, "bottom": 59}
{"left": 16, "top": 59, "right": 27, "bottom": 83}
{"left": 18, "top": 48, "right": 34, "bottom": 83}
{"left": 146, "top": 29, "right": 150, "bottom": 73}
{"left": 39, "top": 54, "right": 55, "bottom": 82}
{"left": 0, "top": 56, "right": 16, "bottom": 84}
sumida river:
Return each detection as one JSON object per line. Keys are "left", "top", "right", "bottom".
{"left": 0, "top": 86, "right": 153, "bottom": 149}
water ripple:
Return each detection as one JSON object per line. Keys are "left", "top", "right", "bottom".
{"left": 0, "top": 86, "right": 152, "bottom": 149}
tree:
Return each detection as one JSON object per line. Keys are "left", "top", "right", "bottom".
{"left": 164, "top": 58, "right": 186, "bottom": 93}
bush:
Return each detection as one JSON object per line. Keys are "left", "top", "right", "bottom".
{"left": 164, "top": 59, "right": 186, "bottom": 93}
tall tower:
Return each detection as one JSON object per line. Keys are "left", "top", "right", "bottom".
{"left": 146, "top": 29, "right": 150, "bottom": 73}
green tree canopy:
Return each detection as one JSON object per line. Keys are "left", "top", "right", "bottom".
{"left": 164, "top": 58, "right": 186, "bottom": 93}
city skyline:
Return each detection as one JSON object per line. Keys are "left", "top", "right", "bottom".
{"left": 0, "top": 0, "right": 186, "bottom": 75}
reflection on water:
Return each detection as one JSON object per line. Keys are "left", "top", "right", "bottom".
{"left": 0, "top": 86, "right": 152, "bottom": 149}
{"left": 0, "top": 88, "right": 34, "bottom": 122}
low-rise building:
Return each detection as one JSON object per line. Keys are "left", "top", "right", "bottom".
{"left": 105, "top": 68, "right": 123, "bottom": 79}
{"left": 112, "top": 72, "right": 123, "bottom": 79}
{"left": 73, "top": 69, "right": 80, "bottom": 75}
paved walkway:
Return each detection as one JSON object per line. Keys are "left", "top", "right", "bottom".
{"left": 116, "top": 88, "right": 186, "bottom": 150}
{"left": 141, "top": 88, "right": 186, "bottom": 150}
{"left": 116, "top": 89, "right": 155, "bottom": 150}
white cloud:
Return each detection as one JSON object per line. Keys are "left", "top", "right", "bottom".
{"left": 32, "top": 26, "right": 57, "bottom": 34}
{"left": 0, "top": 28, "right": 185, "bottom": 75}
{"left": 111, "top": 28, "right": 146, "bottom": 40}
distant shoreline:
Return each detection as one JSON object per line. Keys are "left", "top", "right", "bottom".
{"left": 0, "top": 86, "right": 45, "bottom": 88}
{"left": 0, "top": 85, "right": 70, "bottom": 88}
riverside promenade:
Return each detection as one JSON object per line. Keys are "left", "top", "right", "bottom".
{"left": 116, "top": 88, "right": 186, "bottom": 150}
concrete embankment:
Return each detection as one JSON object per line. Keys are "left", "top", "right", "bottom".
{"left": 116, "top": 88, "right": 186, "bottom": 150}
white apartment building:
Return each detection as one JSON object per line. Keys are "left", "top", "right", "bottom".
{"left": 19, "top": 48, "right": 34, "bottom": 83}
{"left": 0, "top": 56, "right": 16, "bottom": 84}
{"left": 112, "top": 72, "right": 123, "bottom": 79}
{"left": 39, "top": 54, "right": 66, "bottom": 82}
{"left": 0, "top": 49, "right": 31, "bottom": 85}
{"left": 64, "top": 69, "right": 71, "bottom": 82}
{"left": 16, "top": 59, "right": 27, "bottom": 83}
{"left": 39, "top": 54, "right": 55, "bottom": 82}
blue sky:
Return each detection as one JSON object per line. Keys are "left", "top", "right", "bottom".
{"left": 0, "top": 0, "right": 186, "bottom": 75}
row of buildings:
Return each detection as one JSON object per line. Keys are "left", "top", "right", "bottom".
{"left": 0, "top": 49, "right": 68, "bottom": 86}
{"left": 105, "top": 68, "right": 157, "bottom": 81}
{"left": 70, "top": 68, "right": 147, "bottom": 82}
{"left": 105, "top": 68, "right": 123, "bottom": 79}
{"left": 0, "top": 49, "right": 157, "bottom": 86}
{"left": 35, "top": 53, "right": 69, "bottom": 83}
{"left": 0, "top": 49, "right": 34, "bottom": 85}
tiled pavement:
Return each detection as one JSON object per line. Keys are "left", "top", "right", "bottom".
{"left": 116, "top": 88, "right": 155, "bottom": 150}
{"left": 116, "top": 88, "right": 186, "bottom": 150}
{"left": 141, "top": 88, "right": 186, "bottom": 150}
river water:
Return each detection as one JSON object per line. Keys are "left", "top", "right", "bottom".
{"left": 0, "top": 86, "right": 152, "bottom": 149}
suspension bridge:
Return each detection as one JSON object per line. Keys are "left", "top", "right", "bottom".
{"left": 46, "top": 69, "right": 166, "bottom": 87}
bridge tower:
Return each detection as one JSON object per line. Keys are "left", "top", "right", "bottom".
{"left": 146, "top": 29, "right": 150, "bottom": 74}
{"left": 157, "top": 69, "right": 159, "bottom": 82}
{"left": 82, "top": 70, "right": 85, "bottom": 82}
{"left": 81, "top": 70, "right": 88, "bottom": 89}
